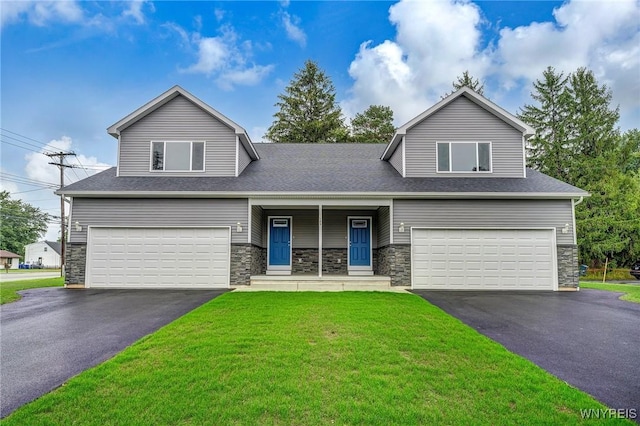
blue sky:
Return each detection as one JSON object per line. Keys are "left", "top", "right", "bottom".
{"left": 1, "top": 0, "right": 639, "bottom": 240}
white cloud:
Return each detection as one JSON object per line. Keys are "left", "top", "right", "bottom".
{"left": 214, "top": 9, "right": 224, "bottom": 22}
{"left": 218, "top": 64, "right": 275, "bottom": 91}
{"left": 21, "top": 136, "right": 111, "bottom": 241}
{"left": 24, "top": 136, "right": 111, "bottom": 187}
{"left": 494, "top": 0, "right": 640, "bottom": 115}
{"left": 1, "top": 0, "right": 84, "bottom": 28}
{"left": 122, "top": 0, "right": 154, "bottom": 25}
{"left": 342, "top": 0, "right": 486, "bottom": 124}
{"left": 187, "top": 35, "right": 229, "bottom": 75}
{"left": 172, "top": 23, "right": 274, "bottom": 89}
{"left": 343, "top": 0, "right": 639, "bottom": 128}
{"left": 281, "top": 11, "right": 306, "bottom": 47}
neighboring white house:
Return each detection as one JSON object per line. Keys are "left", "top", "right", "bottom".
{"left": 0, "top": 250, "right": 20, "bottom": 269}
{"left": 24, "top": 241, "right": 62, "bottom": 268}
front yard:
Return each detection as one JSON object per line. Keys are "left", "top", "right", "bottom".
{"left": 4, "top": 291, "right": 623, "bottom": 425}
{"left": 0, "top": 277, "right": 64, "bottom": 304}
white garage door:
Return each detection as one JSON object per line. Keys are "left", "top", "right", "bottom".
{"left": 86, "top": 227, "right": 230, "bottom": 289}
{"left": 412, "top": 229, "right": 556, "bottom": 290}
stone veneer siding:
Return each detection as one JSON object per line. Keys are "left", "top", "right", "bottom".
{"left": 557, "top": 244, "right": 579, "bottom": 288}
{"left": 232, "top": 244, "right": 270, "bottom": 285}
{"left": 322, "top": 248, "right": 347, "bottom": 274}
{"left": 378, "top": 244, "right": 411, "bottom": 286}
{"left": 65, "top": 243, "right": 87, "bottom": 286}
{"left": 292, "top": 248, "right": 319, "bottom": 274}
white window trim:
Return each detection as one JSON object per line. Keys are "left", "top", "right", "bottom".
{"left": 436, "top": 141, "right": 493, "bottom": 174}
{"left": 149, "top": 141, "right": 206, "bottom": 172}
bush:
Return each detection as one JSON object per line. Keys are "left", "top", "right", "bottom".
{"left": 580, "top": 268, "right": 635, "bottom": 281}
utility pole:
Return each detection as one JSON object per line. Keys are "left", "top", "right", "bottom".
{"left": 47, "top": 152, "right": 77, "bottom": 277}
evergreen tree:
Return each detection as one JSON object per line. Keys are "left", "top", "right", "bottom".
{"left": 521, "top": 66, "right": 638, "bottom": 267}
{"left": 350, "top": 105, "right": 395, "bottom": 144}
{"left": 518, "top": 67, "right": 572, "bottom": 181}
{"left": 0, "top": 191, "right": 49, "bottom": 258}
{"left": 452, "top": 71, "right": 484, "bottom": 95}
{"left": 565, "top": 67, "right": 620, "bottom": 186}
{"left": 265, "top": 60, "right": 347, "bottom": 143}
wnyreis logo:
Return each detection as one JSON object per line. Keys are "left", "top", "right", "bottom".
{"left": 580, "top": 408, "right": 637, "bottom": 420}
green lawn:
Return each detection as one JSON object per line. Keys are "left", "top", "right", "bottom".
{"left": 4, "top": 292, "right": 629, "bottom": 425}
{"left": 580, "top": 282, "right": 640, "bottom": 303}
{"left": 0, "top": 277, "right": 64, "bottom": 304}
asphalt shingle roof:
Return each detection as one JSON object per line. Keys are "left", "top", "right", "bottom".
{"left": 60, "top": 143, "right": 587, "bottom": 196}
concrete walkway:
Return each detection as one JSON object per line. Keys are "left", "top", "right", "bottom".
{"left": 0, "top": 272, "right": 61, "bottom": 282}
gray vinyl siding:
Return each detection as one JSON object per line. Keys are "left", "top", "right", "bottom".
{"left": 377, "top": 206, "right": 390, "bottom": 247}
{"left": 238, "top": 142, "right": 252, "bottom": 175}
{"left": 323, "top": 210, "right": 378, "bottom": 249}
{"left": 393, "top": 199, "right": 574, "bottom": 245}
{"left": 262, "top": 210, "right": 318, "bottom": 249}
{"left": 258, "top": 209, "right": 379, "bottom": 249}
{"left": 388, "top": 140, "right": 403, "bottom": 176}
{"left": 404, "top": 96, "right": 524, "bottom": 178}
{"left": 71, "top": 198, "right": 248, "bottom": 244}
{"left": 118, "top": 95, "right": 237, "bottom": 177}
{"left": 251, "top": 205, "right": 264, "bottom": 247}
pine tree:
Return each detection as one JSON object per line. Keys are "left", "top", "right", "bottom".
{"left": 265, "top": 60, "right": 347, "bottom": 143}
{"left": 518, "top": 66, "right": 572, "bottom": 181}
{"left": 565, "top": 67, "right": 620, "bottom": 186}
{"left": 350, "top": 105, "right": 395, "bottom": 144}
{"left": 452, "top": 71, "right": 484, "bottom": 95}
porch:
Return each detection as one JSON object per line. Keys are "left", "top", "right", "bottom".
{"left": 248, "top": 199, "right": 394, "bottom": 279}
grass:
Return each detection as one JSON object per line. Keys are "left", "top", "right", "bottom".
{"left": 580, "top": 282, "right": 640, "bottom": 304}
{"left": 4, "top": 292, "right": 628, "bottom": 425}
{"left": 0, "top": 277, "right": 64, "bottom": 304}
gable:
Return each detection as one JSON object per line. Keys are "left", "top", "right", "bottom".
{"left": 403, "top": 95, "right": 525, "bottom": 178}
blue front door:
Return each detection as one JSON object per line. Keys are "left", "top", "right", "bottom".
{"left": 269, "top": 218, "right": 291, "bottom": 267}
{"left": 349, "top": 218, "right": 371, "bottom": 267}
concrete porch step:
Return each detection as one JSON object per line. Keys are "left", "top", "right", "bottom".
{"left": 239, "top": 275, "right": 407, "bottom": 292}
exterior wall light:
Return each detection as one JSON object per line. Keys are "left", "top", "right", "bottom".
{"left": 74, "top": 221, "right": 82, "bottom": 232}
{"left": 561, "top": 223, "right": 570, "bottom": 234}
{"left": 236, "top": 222, "right": 243, "bottom": 233}
{"left": 398, "top": 223, "right": 405, "bottom": 233}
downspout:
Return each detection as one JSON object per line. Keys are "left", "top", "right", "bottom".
{"left": 574, "top": 196, "right": 584, "bottom": 207}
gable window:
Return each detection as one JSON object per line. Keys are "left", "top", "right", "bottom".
{"left": 437, "top": 142, "right": 491, "bottom": 172}
{"left": 151, "top": 141, "right": 205, "bottom": 171}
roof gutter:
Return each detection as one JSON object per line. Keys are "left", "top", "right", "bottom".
{"left": 56, "top": 189, "right": 589, "bottom": 200}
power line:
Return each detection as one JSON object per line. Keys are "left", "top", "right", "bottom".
{"left": 0, "top": 128, "right": 52, "bottom": 150}
{"left": 0, "top": 172, "right": 59, "bottom": 187}
{"left": 0, "top": 139, "right": 50, "bottom": 155}
{"left": 0, "top": 133, "right": 56, "bottom": 154}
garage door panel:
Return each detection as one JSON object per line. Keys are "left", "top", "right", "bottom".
{"left": 87, "top": 227, "right": 229, "bottom": 289}
{"left": 412, "top": 229, "right": 555, "bottom": 290}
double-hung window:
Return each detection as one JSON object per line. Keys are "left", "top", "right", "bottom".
{"left": 151, "top": 141, "right": 205, "bottom": 171}
{"left": 437, "top": 142, "right": 491, "bottom": 172}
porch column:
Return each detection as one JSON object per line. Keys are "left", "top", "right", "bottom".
{"left": 318, "top": 204, "right": 323, "bottom": 277}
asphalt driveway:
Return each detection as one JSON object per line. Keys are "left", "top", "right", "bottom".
{"left": 413, "top": 289, "right": 640, "bottom": 415}
{"left": 0, "top": 287, "right": 225, "bottom": 418}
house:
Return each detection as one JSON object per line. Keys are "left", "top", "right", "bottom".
{"left": 24, "top": 241, "right": 62, "bottom": 268}
{"left": 0, "top": 250, "right": 20, "bottom": 269}
{"left": 58, "top": 86, "right": 587, "bottom": 291}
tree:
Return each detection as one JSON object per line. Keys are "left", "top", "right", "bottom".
{"left": 518, "top": 66, "right": 572, "bottom": 181}
{"left": 565, "top": 67, "right": 621, "bottom": 187}
{"left": 520, "top": 66, "right": 639, "bottom": 267}
{"left": 265, "top": 60, "right": 347, "bottom": 143}
{"left": 452, "top": 70, "right": 484, "bottom": 95}
{"left": 0, "top": 191, "right": 49, "bottom": 258}
{"left": 350, "top": 105, "right": 395, "bottom": 144}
